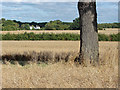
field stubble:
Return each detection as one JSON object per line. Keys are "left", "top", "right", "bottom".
{"left": 1, "top": 41, "right": 119, "bottom": 88}
{"left": 2, "top": 41, "right": 80, "bottom": 55}
{"left": 1, "top": 28, "right": 119, "bottom": 35}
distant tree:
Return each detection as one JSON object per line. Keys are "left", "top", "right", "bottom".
{"left": 70, "top": 18, "right": 120, "bottom": 30}
{"left": 44, "top": 23, "right": 56, "bottom": 30}
{"left": 44, "top": 20, "right": 70, "bottom": 30}
{"left": 1, "top": 18, "right": 6, "bottom": 23}
{"left": 31, "top": 22, "right": 37, "bottom": 26}
{"left": 24, "top": 24, "right": 30, "bottom": 30}
{"left": 2, "top": 20, "right": 20, "bottom": 31}
{"left": 70, "top": 18, "right": 80, "bottom": 30}
{"left": 21, "top": 24, "right": 30, "bottom": 30}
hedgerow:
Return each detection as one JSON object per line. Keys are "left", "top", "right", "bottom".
{"left": 1, "top": 32, "right": 120, "bottom": 41}
{"left": 1, "top": 32, "right": 80, "bottom": 41}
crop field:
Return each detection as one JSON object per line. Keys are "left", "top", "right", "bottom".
{"left": 2, "top": 41, "right": 80, "bottom": 55}
{"left": 1, "top": 41, "right": 119, "bottom": 88}
{"left": 99, "top": 28, "right": 119, "bottom": 35}
{"left": 1, "top": 28, "right": 119, "bottom": 35}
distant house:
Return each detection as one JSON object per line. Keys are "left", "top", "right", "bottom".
{"left": 30, "top": 25, "right": 40, "bottom": 30}
{"left": 30, "top": 26, "right": 33, "bottom": 30}
{"left": 34, "top": 25, "right": 40, "bottom": 29}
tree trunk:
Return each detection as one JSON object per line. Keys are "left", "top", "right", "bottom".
{"left": 78, "top": 0, "right": 99, "bottom": 65}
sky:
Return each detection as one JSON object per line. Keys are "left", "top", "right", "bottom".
{"left": 0, "top": 0, "right": 119, "bottom": 23}
{"left": 1, "top": 0, "right": 120, "bottom": 2}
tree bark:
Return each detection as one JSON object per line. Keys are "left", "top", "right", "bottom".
{"left": 78, "top": 0, "right": 99, "bottom": 65}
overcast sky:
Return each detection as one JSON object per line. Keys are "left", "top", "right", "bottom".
{"left": 1, "top": 0, "right": 119, "bottom": 23}
{"left": 1, "top": 0, "right": 119, "bottom": 2}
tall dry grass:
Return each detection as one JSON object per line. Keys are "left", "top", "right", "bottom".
{"left": 1, "top": 28, "right": 119, "bottom": 35}
{"left": 2, "top": 51, "right": 78, "bottom": 65}
{"left": 1, "top": 41, "right": 119, "bottom": 88}
{"left": 0, "top": 62, "right": 1, "bottom": 89}
{"left": 2, "top": 41, "right": 80, "bottom": 55}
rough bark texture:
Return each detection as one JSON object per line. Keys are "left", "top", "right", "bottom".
{"left": 78, "top": 0, "right": 99, "bottom": 65}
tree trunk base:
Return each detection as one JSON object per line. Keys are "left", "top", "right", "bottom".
{"left": 78, "top": 1, "right": 99, "bottom": 66}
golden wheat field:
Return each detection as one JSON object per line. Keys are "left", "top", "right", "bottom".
{"left": 1, "top": 28, "right": 119, "bottom": 35}
{"left": 1, "top": 41, "right": 119, "bottom": 88}
{"left": 2, "top": 41, "right": 80, "bottom": 55}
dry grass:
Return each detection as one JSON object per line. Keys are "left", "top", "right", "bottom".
{"left": 2, "top": 41, "right": 80, "bottom": 55}
{"left": 1, "top": 41, "right": 119, "bottom": 88}
{"left": 2, "top": 51, "right": 78, "bottom": 65}
{"left": 1, "top": 28, "right": 119, "bottom": 35}
{"left": 99, "top": 28, "right": 119, "bottom": 35}
{"left": 1, "top": 30, "right": 80, "bottom": 34}
{"left": 0, "top": 63, "right": 1, "bottom": 89}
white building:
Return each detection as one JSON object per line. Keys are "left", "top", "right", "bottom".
{"left": 30, "top": 25, "right": 40, "bottom": 30}
{"left": 30, "top": 26, "right": 33, "bottom": 30}
{"left": 34, "top": 25, "right": 40, "bottom": 29}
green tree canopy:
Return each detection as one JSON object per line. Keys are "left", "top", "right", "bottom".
{"left": 21, "top": 24, "right": 30, "bottom": 30}
{"left": 44, "top": 20, "right": 70, "bottom": 30}
{"left": 70, "top": 18, "right": 80, "bottom": 30}
{"left": 2, "top": 20, "right": 20, "bottom": 31}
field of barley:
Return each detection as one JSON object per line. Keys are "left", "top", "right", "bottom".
{"left": 1, "top": 41, "right": 119, "bottom": 88}
{"left": 1, "top": 28, "right": 119, "bottom": 35}
{"left": 2, "top": 41, "right": 80, "bottom": 55}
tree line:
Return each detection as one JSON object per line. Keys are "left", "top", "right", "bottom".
{"left": 0, "top": 18, "right": 119, "bottom": 31}
{"left": 1, "top": 32, "right": 120, "bottom": 41}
